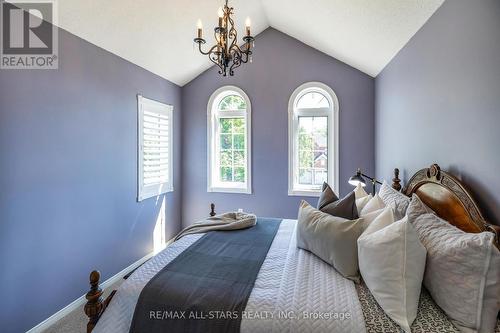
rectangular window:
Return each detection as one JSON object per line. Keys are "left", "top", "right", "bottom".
{"left": 219, "top": 117, "right": 246, "bottom": 183}
{"left": 137, "top": 95, "right": 173, "bottom": 201}
{"left": 298, "top": 116, "right": 328, "bottom": 187}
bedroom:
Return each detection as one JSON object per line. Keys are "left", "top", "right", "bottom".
{"left": 0, "top": 0, "right": 499, "bottom": 332}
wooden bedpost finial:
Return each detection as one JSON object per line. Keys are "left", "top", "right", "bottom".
{"left": 85, "top": 270, "right": 104, "bottom": 333}
{"left": 210, "top": 203, "right": 216, "bottom": 217}
{"left": 392, "top": 168, "right": 402, "bottom": 191}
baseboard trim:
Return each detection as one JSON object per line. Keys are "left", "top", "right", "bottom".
{"left": 26, "top": 252, "right": 154, "bottom": 333}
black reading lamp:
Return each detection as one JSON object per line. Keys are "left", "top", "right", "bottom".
{"left": 349, "top": 168, "right": 382, "bottom": 194}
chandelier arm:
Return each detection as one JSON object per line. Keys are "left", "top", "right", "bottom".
{"left": 197, "top": 43, "right": 221, "bottom": 56}
{"left": 229, "top": 58, "right": 241, "bottom": 76}
{"left": 229, "top": 44, "right": 251, "bottom": 64}
{"left": 208, "top": 51, "right": 223, "bottom": 70}
{"left": 229, "top": 43, "right": 251, "bottom": 56}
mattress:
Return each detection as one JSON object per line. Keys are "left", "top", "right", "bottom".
{"left": 94, "top": 219, "right": 366, "bottom": 333}
{"left": 94, "top": 219, "right": 473, "bottom": 333}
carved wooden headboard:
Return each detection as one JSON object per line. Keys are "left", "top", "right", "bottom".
{"left": 396, "top": 164, "right": 499, "bottom": 248}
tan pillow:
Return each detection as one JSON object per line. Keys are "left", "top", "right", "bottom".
{"left": 296, "top": 200, "right": 365, "bottom": 282}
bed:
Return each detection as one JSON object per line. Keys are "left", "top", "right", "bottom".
{"left": 84, "top": 164, "right": 500, "bottom": 333}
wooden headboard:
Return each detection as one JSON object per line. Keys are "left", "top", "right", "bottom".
{"left": 394, "top": 164, "right": 499, "bottom": 248}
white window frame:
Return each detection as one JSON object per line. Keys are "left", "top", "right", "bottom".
{"left": 137, "top": 95, "right": 173, "bottom": 202}
{"left": 288, "top": 82, "right": 339, "bottom": 197}
{"left": 207, "top": 86, "right": 252, "bottom": 194}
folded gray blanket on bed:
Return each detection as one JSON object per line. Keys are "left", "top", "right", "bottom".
{"left": 169, "top": 212, "right": 257, "bottom": 243}
{"left": 129, "top": 217, "right": 281, "bottom": 333}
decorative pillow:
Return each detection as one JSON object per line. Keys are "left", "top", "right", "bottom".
{"left": 357, "top": 207, "right": 384, "bottom": 231}
{"left": 406, "top": 193, "right": 434, "bottom": 221}
{"left": 361, "top": 207, "right": 396, "bottom": 237}
{"left": 297, "top": 200, "right": 364, "bottom": 282}
{"left": 356, "top": 194, "right": 372, "bottom": 216}
{"left": 317, "top": 182, "right": 338, "bottom": 210}
{"left": 358, "top": 218, "right": 426, "bottom": 333}
{"left": 321, "top": 191, "right": 359, "bottom": 220}
{"left": 354, "top": 183, "right": 369, "bottom": 200}
{"left": 409, "top": 213, "right": 500, "bottom": 333}
{"left": 360, "top": 193, "right": 386, "bottom": 216}
{"left": 379, "top": 181, "right": 410, "bottom": 220}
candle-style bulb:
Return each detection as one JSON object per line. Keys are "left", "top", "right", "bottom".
{"left": 196, "top": 19, "right": 203, "bottom": 39}
{"left": 218, "top": 7, "right": 224, "bottom": 18}
{"left": 245, "top": 17, "right": 251, "bottom": 36}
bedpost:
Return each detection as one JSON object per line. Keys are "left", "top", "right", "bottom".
{"left": 84, "top": 270, "right": 104, "bottom": 333}
{"left": 392, "top": 168, "right": 402, "bottom": 191}
{"left": 210, "top": 203, "right": 216, "bottom": 217}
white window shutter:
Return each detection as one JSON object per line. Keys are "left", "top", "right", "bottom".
{"left": 137, "top": 95, "right": 173, "bottom": 201}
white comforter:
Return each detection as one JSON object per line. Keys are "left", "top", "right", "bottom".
{"left": 94, "top": 219, "right": 366, "bottom": 333}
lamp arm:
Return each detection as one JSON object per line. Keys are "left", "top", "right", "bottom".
{"left": 360, "top": 173, "right": 382, "bottom": 185}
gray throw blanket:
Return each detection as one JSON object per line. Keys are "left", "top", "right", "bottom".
{"left": 168, "top": 212, "right": 257, "bottom": 244}
{"left": 129, "top": 217, "right": 282, "bottom": 333}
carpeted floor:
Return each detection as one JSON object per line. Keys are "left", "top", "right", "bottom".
{"left": 42, "top": 279, "right": 123, "bottom": 333}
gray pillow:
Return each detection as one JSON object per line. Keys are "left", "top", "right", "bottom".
{"left": 297, "top": 200, "right": 364, "bottom": 282}
{"left": 317, "top": 182, "right": 338, "bottom": 210}
{"left": 378, "top": 181, "right": 410, "bottom": 220}
{"left": 321, "top": 191, "right": 359, "bottom": 220}
{"left": 409, "top": 213, "right": 500, "bottom": 333}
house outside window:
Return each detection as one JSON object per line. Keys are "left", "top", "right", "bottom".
{"left": 207, "top": 86, "right": 252, "bottom": 194}
{"left": 288, "top": 82, "right": 339, "bottom": 196}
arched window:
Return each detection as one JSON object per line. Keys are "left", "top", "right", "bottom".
{"left": 288, "top": 82, "right": 339, "bottom": 196}
{"left": 207, "top": 86, "right": 251, "bottom": 193}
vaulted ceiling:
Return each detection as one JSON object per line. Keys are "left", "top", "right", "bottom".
{"left": 53, "top": 0, "right": 444, "bottom": 86}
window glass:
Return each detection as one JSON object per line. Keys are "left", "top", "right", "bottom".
{"left": 218, "top": 95, "right": 246, "bottom": 111}
{"left": 218, "top": 117, "right": 246, "bottom": 183}
{"left": 208, "top": 88, "right": 251, "bottom": 193}
{"left": 288, "top": 83, "right": 337, "bottom": 196}
{"left": 298, "top": 116, "right": 328, "bottom": 186}
{"left": 296, "top": 91, "right": 329, "bottom": 109}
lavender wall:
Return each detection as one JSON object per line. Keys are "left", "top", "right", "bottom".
{"left": 0, "top": 28, "right": 182, "bottom": 332}
{"left": 182, "top": 28, "right": 375, "bottom": 226}
{"left": 375, "top": 0, "right": 500, "bottom": 225}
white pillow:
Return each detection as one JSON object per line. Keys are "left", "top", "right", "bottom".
{"left": 358, "top": 218, "right": 426, "bottom": 333}
{"left": 360, "top": 193, "right": 386, "bottom": 215}
{"left": 409, "top": 213, "right": 500, "bottom": 333}
{"left": 357, "top": 207, "right": 384, "bottom": 230}
{"left": 406, "top": 193, "right": 434, "bottom": 221}
{"left": 356, "top": 194, "right": 372, "bottom": 215}
{"left": 354, "top": 183, "right": 369, "bottom": 199}
{"left": 378, "top": 181, "right": 410, "bottom": 220}
{"left": 361, "top": 207, "right": 395, "bottom": 237}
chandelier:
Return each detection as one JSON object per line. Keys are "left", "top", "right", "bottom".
{"left": 194, "top": 0, "right": 254, "bottom": 77}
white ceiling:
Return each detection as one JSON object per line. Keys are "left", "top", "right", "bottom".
{"left": 53, "top": 0, "right": 444, "bottom": 86}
